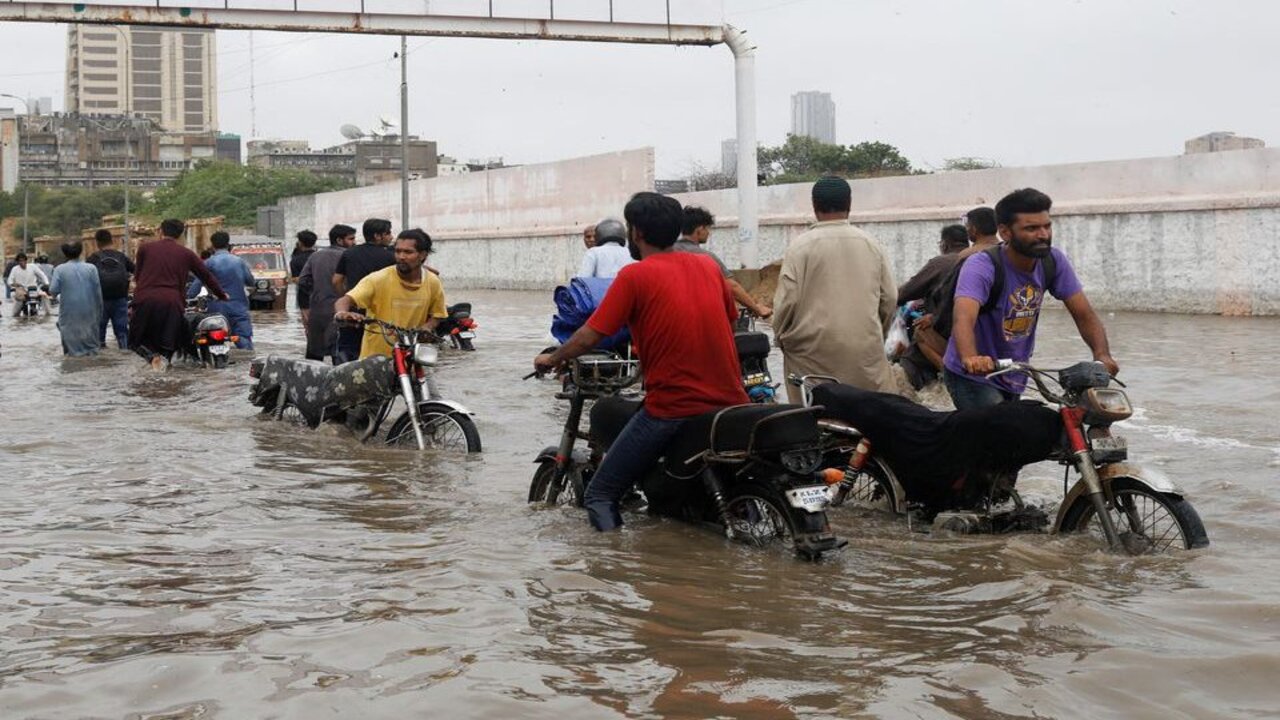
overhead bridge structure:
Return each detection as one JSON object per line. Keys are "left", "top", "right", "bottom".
{"left": 0, "top": 0, "right": 761, "bottom": 267}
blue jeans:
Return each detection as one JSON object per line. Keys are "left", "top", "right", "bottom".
{"left": 584, "top": 408, "right": 687, "bottom": 531}
{"left": 944, "top": 369, "right": 1018, "bottom": 411}
{"left": 207, "top": 300, "right": 253, "bottom": 350}
{"left": 99, "top": 297, "right": 129, "bottom": 349}
{"left": 334, "top": 326, "right": 362, "bottom": 364}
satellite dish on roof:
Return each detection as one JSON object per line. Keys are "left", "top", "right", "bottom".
{"left": 339, "top": 123, "right": 365, "bottom": 140}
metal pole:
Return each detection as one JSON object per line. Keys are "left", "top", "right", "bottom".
{"left": 22, "top": 186, "right": 29, "bottom": 252}
{"left": 123, "top": 182, "right": 130, "bottom": 255}
{"left": 724, "top": 26, "right": 759, "bottom": 269}
{"left": 400, "top": 35, "right": 409, "bottom": 232}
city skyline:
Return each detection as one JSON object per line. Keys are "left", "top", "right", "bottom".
{"left": 790, "top": 90, "right": 836, "bottom": 145}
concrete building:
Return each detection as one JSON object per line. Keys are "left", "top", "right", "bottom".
{"left": 216, "top": 133, "right": 242, "bottom": 164}
{"left": 1185, "top": 131, "right": 1265, "bottom": 154}
{"left": 437, "top": 155, "right": 470, "bottom": 176}
{"left": 1, "top": 109, "right": 18, "bottom": 192}
{"left": 66, "top": 25, "right": 217, "bottom": 133}
{"left": 15, "top": 113, "right": 217, "bottom": 188}
{"left": 791, "top": 91, "right": 836, "bottom": 145}
{"left": 247, "top": 138, "right": 438, "bottom": 187}
{"left": 721, "top": 138, "right": 738, "bottom": 176}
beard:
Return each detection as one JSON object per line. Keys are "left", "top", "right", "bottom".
{"left": 627, "top": 238, "right": 642, "bottom": 261}
{"left": 395, "top": 261, "right": 415, "bottom": 277}
{"left": 1010, "top": 236, "right": 1052, "bottom": 259}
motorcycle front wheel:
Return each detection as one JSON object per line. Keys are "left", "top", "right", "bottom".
{"left": 528, "top": 460, "right": 586, "bottom": 507}
{"left": 1059, "top": 478, "right": 1209, "bottom": 553}
{"left": 722, "top": 483, "right": 800, "bottom": 550}
{"left": 385, "top": 406, "right": 482, "bottom": 453}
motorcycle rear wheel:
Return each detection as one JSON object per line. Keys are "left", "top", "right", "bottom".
{"left": 458, "top": 336, "right": 475, "bottom": 351}
{"left": 834, "top": 457, "right": 899, "bottom": 514}
{"left": 1059, "top": 478, "right": 1209, "bottom": 553}
{"left": 528, "top": 460, "right": 585, "bottom": 507}
{"left": 385, "top": 407, "right": 482, "bottom": 453}
{"left": 722, "top": 484, "right": 799, "bottom": 550}
{"left": 213, "top": 353, "right": 228, "bottom": 369}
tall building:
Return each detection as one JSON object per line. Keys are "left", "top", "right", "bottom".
{"left": 66, "top": 25, "right": 217, "bottom": 133}
{"left": 791, "top": 91, "right": 836, "bottom": 145}
{"left": 721, "top": 138, "right": 738, "bottom": 176}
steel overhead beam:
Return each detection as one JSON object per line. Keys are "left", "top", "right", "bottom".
{"left": 0, "top": 3, "right": 724, "bottom": 45}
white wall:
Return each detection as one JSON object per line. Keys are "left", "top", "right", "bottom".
{"left": 281, "top": 147, "right": 1280, "bottom": 315}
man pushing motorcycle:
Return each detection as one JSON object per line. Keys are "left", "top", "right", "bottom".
{"left": 533, "top": 192, "right": 748, "bottom": 531}
{"left": 944, "top": 187, "right": 1119, "bottom": 410}
{"left": 333, "top": 228, "right": 447, "bottom": 358}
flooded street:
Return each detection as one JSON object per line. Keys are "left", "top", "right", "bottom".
{"left": 1, "top": 290, "right": 1278, "bottom": 719}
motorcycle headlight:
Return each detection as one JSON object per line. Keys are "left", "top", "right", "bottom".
{"left": 779, "top": 447, "right": 822, "bottom": 475}
{"left": 413, "top": 342, "right": 438, "bottom": 366}
{"left": 255, "top": 279, "right": 272, "bottom": 290}
{"left": 1083, "top": 388, "right": 1132, "bottom": 423}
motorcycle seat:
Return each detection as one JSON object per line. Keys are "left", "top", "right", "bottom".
{"left": 663, "top": 404, "right": 821, "bottom": 477}
{"left": 447, "top": 302, "right": 471, "bottom": 318}
{"left": 254, "top": 354, "right": 396, "bottom": 425}
{"left": 588, "top": 395, "right": 644, "bottom": 450}
{"left": 734, "top": 331, "right": 772, "bottom": 362}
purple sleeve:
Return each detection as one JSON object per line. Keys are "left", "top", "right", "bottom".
{"left": 1047, "top": 249, "right": 1083, "bottom": 300}
{"left": 953, "top": 252, "right": 996, "bottom": 303}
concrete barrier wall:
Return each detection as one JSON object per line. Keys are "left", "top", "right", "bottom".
{"left": 282, "top": 147, "right": 1280, "bottom": 315}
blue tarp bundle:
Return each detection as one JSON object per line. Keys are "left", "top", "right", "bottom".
{"left": 551, "top": 277, "right": 631, "bottom": 350}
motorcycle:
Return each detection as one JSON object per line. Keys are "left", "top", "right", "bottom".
{"left": 792, "top": 360, "right": 1210, "bottom": 554}
{"left": 248, "top": 318, "right": 481, "bottom": 452}
{"left": 734, "top": 309, "right": 777, "bottom": 403}
{"left": 527, "top": 353, "right": 844, "bottom": 560}
{"left": 436, "top": 302, "right": 478, "bottom": 351}
{"left": 16, "top": 285, "right": 44, "bottom": 317}
{"left": 181, "top": 295, "right": 235, "bottom": 368}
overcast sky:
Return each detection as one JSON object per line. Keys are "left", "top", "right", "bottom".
{"left": 0, "top": 0, "right": 1274, "bottom": 177}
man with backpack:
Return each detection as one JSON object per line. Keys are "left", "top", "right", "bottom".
{"left": 943, "top": 188, "right": 1118, "bottom": 410}
{"left": 88, "top": 229, "right": 135, "bottom": 349}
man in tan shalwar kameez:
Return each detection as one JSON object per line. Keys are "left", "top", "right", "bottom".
{"left": 773, "top": 176, "right": 898, "bottom": 403}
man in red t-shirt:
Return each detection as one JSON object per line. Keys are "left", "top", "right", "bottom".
{"left": 534, "top": 192, "right": 748, "bottom": 530}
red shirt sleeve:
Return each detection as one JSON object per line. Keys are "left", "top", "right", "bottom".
{"left": 585, "top": 269, "right": 636, "bottom": 337}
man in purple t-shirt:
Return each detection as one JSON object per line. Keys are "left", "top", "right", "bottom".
{"left": 943, "top": 188, "right": 1119, "bottom": 410}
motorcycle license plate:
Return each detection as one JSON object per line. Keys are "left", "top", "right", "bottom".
{"left": 785, "top": 485, "right": 830, "bottom": 513}
{"left": 458, "top": 331, "right": 476, "bottom": 339}
{"left": 209, "top": 344, "right": 230, "bottom": 355}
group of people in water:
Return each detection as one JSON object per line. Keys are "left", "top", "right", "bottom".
{"left": 536, "top": 179, "right": 1117, "bottom": 530}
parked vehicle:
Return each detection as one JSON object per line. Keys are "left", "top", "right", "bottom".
{"left": 227, "top": 236, "right": 287, "bottom": 311}
{"left": 792, "top": 360, "right": 1210, "bottom": 554}
{"left": 527, "top": 353, "right": 844, "bottom": 560}
{"left": 181, "top": 295, "right": 234, "bottom": 368}
{"left": 248, "top": 318, "right": 481, "bottom": 452}
{"left": 436, "top": 302, "right": 478, "bottom": 351}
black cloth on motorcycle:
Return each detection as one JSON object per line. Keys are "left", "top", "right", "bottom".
{"left": 550, "top": 277, "right": 631, "bottom": 351}
{"left": 734, "top": 331, "right": 771, "bottom": 362}
{"left": 253, "top": 353, "right": 397, "bottom": 425}
{"left": 812, "top": 383, "right": 1060, "bottom": 507}
{"left": 930, "top": 245, "right": 1056, "bottom": 339}
{"left": 87, "top": 249, "right": 135, "bottom": 301}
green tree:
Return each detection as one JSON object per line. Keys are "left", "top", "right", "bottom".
{"left": 941, "top": 157, "right": 1000, "bottom": 172}
{"left": 756, "top": 135, "right": 915, "bottom": 184}
{"left": 153, "top": 161, "right": 350, "bottom": 227}
{"left": 0, "top": 183, "right": 141, "bottom": 240}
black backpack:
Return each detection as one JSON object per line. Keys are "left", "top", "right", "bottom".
{"left": 930, "top": 245, "right": 1056, "bottom": 339}
{"left": 96, "top": 252, "right": 131, "bottom": 299}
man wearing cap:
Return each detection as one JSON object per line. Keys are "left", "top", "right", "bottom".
{"left": 576, "top": 218, "right": 634, "bottom": 279}
{"left": 774, "top": 176, "right": 898, "bottom": 401}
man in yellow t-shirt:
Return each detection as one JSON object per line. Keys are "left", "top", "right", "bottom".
{"left": 333, "top": 229, "right": 447, "bottom": 359}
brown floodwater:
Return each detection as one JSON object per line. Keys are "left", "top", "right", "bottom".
{"left": 0, "top": 290, "right": 1277, "bottom": 719}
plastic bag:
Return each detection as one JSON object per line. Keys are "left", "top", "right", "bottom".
{"left": 884, "top": 306, "right": 913, "bottom": 361}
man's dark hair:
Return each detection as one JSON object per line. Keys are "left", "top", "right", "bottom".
{"left": 940, "top": 224, "right": 969, "bottom": 252}
{"left": 94, "top": 229, "right": 114, "bottom": 246}
{"left": 623, "top": 192, "right": 682, "bottom": 249}
{"left": 296, "top": 230, "right": 318, "bottom": 248}
{"left": 362, "top": 218, "right": 392, "bottom": 242}
{"left": 812, "top": 176, "right": 852, "bottom": 214}
{"left": 210, "top": 231, "right": 231, "bottom": 250}
{"left": 329, "top": 223, "right": 356, "bottom": 243}
{"left": 14, "top": 252, "right": 27, "bottom": 262}
{"left": 995, "top": 188, "right": 1052, "bottom": 227}
{"left": 965, "top": 206, "right": 997, "bottom": 236}
{"left": 396, "top": 228, "right": 433, "bottom": 254}
{"left": 61, "top": 240, "right": 83, "bottom": 259}
{"left": 200, "top": 249, "right": 213, "bottom": 260}
{"left": 681, "top": 206, "right": 715, "bottom": 236}
{"left": 160, "top": 218, "right": 185, "bottom": 239}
